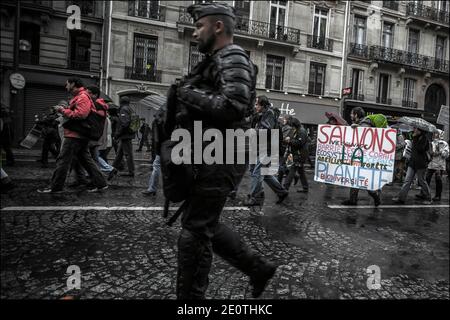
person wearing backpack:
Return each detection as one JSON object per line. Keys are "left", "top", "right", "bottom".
{"left": 393, "top": 127, "right": 432, "bottom": 204}
{"left": 37, "top": 78, "right": 108, "bottom": 193}
{"left": 424, "top": 129, "right": 448, "bottom": 202}
{"left": 108, "top": 96, "right": 135, "bottom": 179}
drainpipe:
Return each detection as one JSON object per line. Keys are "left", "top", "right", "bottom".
{"left": 339, "top": 0, "right": 350, "bottom": 115}
{"left": 105, "top": 0, "right": 113, "bottom": 96}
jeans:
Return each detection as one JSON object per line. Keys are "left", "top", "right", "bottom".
{"left": 113, "top": 139, "right": 135, "bottom": 174}
{"left": 426, "top": 169, "right": 443, "bottom": 198}
{"left": 93, "top": 147, "right": 113, "bottom": 172}
{"left": 250, "top": 160, "right": 287, "bottom": 197}
{"left": 51, "top": 137, "right": 107, "bottom": 191}
{"left": 397, "top": 166, "right": 431, "bottom": 202}
{"left": 147, "top": 155, "right": 160, "bottom": 192}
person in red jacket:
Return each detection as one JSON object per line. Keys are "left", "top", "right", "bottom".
{"left": 37, "top": 78, "right": 108, "bottom": 193}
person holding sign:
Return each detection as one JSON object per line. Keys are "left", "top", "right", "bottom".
{"left": 341, "top": 107, "right": 382, "bottom": 207}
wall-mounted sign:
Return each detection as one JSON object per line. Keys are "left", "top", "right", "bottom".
{"left": 9, "top": 73, "right": 26, "bottom": 90}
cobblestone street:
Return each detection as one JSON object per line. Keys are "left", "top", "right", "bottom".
{"left": 1, "top": 157, "right": 448, "bottom": 300}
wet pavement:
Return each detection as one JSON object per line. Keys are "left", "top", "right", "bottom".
{"left": 1, "top": 157, "right": 449, "bottom": 300}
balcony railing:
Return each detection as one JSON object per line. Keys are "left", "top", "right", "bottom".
{"left": 348, "top": 93, "right": 365, "bottom": 101}
{"left": 349, "top": 43, "right": 369, "bottom": 59}
{"left": 370, "top": 45, "right": 449, "bottom": 74}
{"left": 382, "top": 1, "right": 399, "bottom": 11}
{"left": 178, "top": 7, "right": 300, "bottom": 45}
{"left": 128, "top": 2, "right": 166, "bottom": 21}
{"left": 125, "top": 66, "right": 162, "bottom": 83}
{"left": 306, "top": 35, "right": 333, "bottom": 52}
{"left": 406, "top": 2, "right": 449, "bottom": 25}
{"left": 376, "top": 97, "right": 392, "bottom": 105}
{"left": 402, "top": 100, "right": 418, "bottom": 109}
{"left": 71, "top": 1, "right": 95, "bottom": 16}
{"left": 69, "top": 59, "right": 90, "bottom": 71}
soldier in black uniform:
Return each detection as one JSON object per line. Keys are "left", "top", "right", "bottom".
{"left": 168, "top": 3, "right": 277, "bottom": 299}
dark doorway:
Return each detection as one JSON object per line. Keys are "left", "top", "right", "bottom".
{"left": 425, "top": 84, "right": 446, "bottom": 120}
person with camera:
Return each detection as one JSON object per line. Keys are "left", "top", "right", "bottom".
{"left": 163, "top": 3, "right": 277, "bottom": 299}
{"left": 37, "top": 78, "right": 108, "bottom": 193}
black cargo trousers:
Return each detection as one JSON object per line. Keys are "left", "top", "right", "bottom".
{"left": 177, "top": 157, "right": 273, "bottom": 299}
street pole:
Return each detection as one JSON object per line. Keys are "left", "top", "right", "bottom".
{"left": 11, "top": 1, "right": 21, "bottom": 144}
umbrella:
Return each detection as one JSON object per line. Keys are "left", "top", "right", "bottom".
{"left": 398, "top": 116, "right": 436, "bottom": 133}
{"left": 325, "top": 112, "right": 348, "bottom": 125}
{"left": 390, "top": 122, "right": 414, "bottom": 132}
{"left": 138, "top": 94, "right": 167, "bottom": 110}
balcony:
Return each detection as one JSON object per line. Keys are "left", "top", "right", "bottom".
{"left": 306, "top": 35, "right": 333, "bottom": 52}
{"left": 370, "top": 46, "right": 449, "bottom": 74}
{"left": 69, "top": 59, "right": 90, "bottom": 71}
{"left": 376, "top": 97, "right": 392, "bottom": 105}
{"left": 382, "top": 1, "right": 399, "bottom": 11}
{"left": 71, "top": 1, "right": 95, "bottom": 16}
{"left": 348, "top": 93, "right": 365, "bottom": 101}
{"left": 349, "top": 43, "right": 369, "bottom": 59}
{"left": 178, "top": 7, "right": 300, "bottom": 45}
{"left": 406, "top": 2, "right": 449, "bottom": 26}
{"left": 128, "top": 3, "right": 166, "bottom": 22}
{"left": 125, "top": 66, "right": 162, "bottom": 83}
{"left": 402, "top": 100, "right": 418, "bottom": 109}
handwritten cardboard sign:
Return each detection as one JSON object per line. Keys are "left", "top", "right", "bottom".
{"left": 314, "top": 125, "right": 397, "bottom": 191}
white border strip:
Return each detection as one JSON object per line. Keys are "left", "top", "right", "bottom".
{"left": 328, "top": 204, "right": 449, "bottom": 209}
{"left": 1, "top": 206, "right": 250, "bottom": 211}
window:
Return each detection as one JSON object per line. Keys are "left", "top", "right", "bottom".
{"left": 308, "top": 62, "right": 326, "bottom": 95}
{"left": 377, "top": 73, "right": 390, "bottom": 104}
{"left": 130, "top": 1, "right": 160, "bottom": 20}
{"left": 235, "top": 0, "right": 251, "bottom": 32}
{"left": 351, "top": 69, "right": 364, "bottom": 100}
{"left": 69, "top": 30, "right": 91, "bottom": 71}
{"left": 269, "top": 1, "right": 287, "bottom": 40}
{"left": 353, "top": 16, "right": 366, "bottom": 45}
{"left": 189, "top": 42, "right": 205, "bottom": 73}
{"left": 133, "top": 34, "right": 158, "bottom": 75}
{"left": 403, "top": 78, "right": 416, "bottom": 107}
{"left": 408, "top": 29, "right": 420, "bottom": 53}
{"left": 435, "top": 36, "right": 446, "bottom": 61}
{"left": 265, "top": 55, "right": 285, "bottom": 90}
{"left": 382, "top": 22, "right": 394, "bottom": 48}
{"left": 71, "top": 1, "right": 95, "bottom": 16}
{"left": 19, "top": 22, "right": 40, "bottom": 65}
{"left": 313, "top": 8, "right": 328, "bottom": 40}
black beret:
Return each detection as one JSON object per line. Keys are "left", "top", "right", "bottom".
{"left": 187, "top": 2, "right": 235, "bottom": 22}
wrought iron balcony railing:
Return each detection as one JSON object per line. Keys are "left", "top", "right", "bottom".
{"left": 306, "top": 35, "right": 333, "bottom": 52}
{"left": 382, "top": 1, "right": 399, "bottom": 11}
{"left": 406, "top": 2, "right": 449, "bottom": 25}
{"left": 370, "top": 45, "right": 449, "bottom": 74}
{"left": 402, "top": 100, "right": 418, "bottom": 109}
{"left": 348, "top": 93, "right": 365, "bottom": 101}
{"left": 128, "top": 2, "right": 166, "bottom": 21}
{"left": 178, "top": 7, "right": 300, "bottom": 45}
{"left": 69, "top": 59, "right": 90, "bottom": 71}
{"left": 376, "top": 97, "right": 392, "bottom": 105}
{"left": 71, "top": 1, "right": 95, "bottom": 16}
{"left": 125, "top": 66, "right": 162, "bottom": 83}
{"left": 349, "top": 43, "right": 369, "bottom": 59}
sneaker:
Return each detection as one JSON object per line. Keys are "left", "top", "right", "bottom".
{"left": 142, "top": 190, "right": 156, "bottom": 196}
{"left": 341, "top": 199, "right": 357, "bottom": 205}
{"left": 37, "top": 187, "right": 64, "bottom": 194}
{"left": 107, "top": 168, "right": 118, "bottom": 181}
{"left": 276, "top": 192, "right": 288, "bottom": 204}
{"left": 87, "top": 185, "right": 108, "bottom": 193}
{"left": 250, "top": 263, "right": 278, "bottom": 298}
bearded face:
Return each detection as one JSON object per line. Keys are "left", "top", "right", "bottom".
{"left": 193, "top": 17, "right": 217, "bottom": 54}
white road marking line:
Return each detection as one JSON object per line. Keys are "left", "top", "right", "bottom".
{"left": 0, "top": 206, "right": 250, "bottom": 211}
{"left": 328, "top": 204, "right": 449, "bottom": 209}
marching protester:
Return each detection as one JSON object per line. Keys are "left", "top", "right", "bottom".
{"left": 282, "top": 117, "right": 309, "bottom": 193}
{"left": 163, "top": 2, "right": 277, "bottom": 299}
{"left": 244, "top": 95, "right": 289, "bottom": 206}
{"left": 108, "top": 96, "right": 135, "bottom": 180}
{"left": 277, "top": 115, "right": 293, "bottom": 184}
{"left": 0, "top": 103, "right": 15, "bottom": 167}
{"left": 393, "top": 127, "right": 432, "bottom": 204}
{"left": 425, "top": 129, "right": 449, "bottom": 202}
{"left": 36, "top": 107, "right": 61, "bottom": 168}
{"left": 341, "top": 107, "right": 382, "bottom": 206}
{"left": 394, "top": 130, "right": 407, "bottom": 183}
{"left": 137, "top": 118, "right": 151, "bottom": 152}
{"left": 37, "top": 77, "right": 108, "bottom": 193}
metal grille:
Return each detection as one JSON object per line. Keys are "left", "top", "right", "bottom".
{"left": 133, "top": 34, "right": 157, "bottom": 75}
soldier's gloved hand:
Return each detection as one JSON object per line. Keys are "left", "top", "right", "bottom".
{"left": 176, "top": 86, "right": 207, "bottom": 115}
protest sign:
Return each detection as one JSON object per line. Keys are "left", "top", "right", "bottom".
{"left": 314, "top": 124, "right": 397, "bottom": 191}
